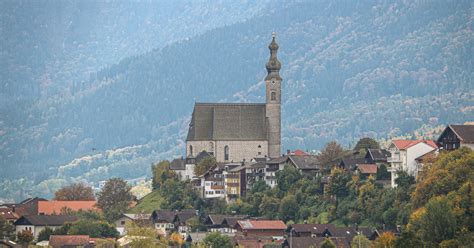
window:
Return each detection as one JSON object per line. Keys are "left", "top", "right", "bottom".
{"left": 224, "top": 145, "right": 229, "bottom": 161}
{"left": 271, "top": 91, "right": 276, "bottom": 101}
{"left": 258, "top": 145, "right": 262, "bottom": 148}
{"left": 189, "top": 145, "right": 193, "bottom": 156}
{"left": 209, "top": 142, "right": 214, "bottom": 153}
{"left": 121, "top": 221, "right": 126, "bottom": 225}
{"left": 258, "top": 152, "right": 262, "bottom": 155}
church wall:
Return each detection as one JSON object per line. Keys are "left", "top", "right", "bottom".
{"left": 215, "top": 140, "right": 268, "bottom": 162}
{"left": 186, "top": 141, "right": 215, "bottom": 157}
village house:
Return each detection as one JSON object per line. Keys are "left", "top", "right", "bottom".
{"left": 150, "top": 209, "right": 197, "bottom": 234}
{"left": 265, "top": 156, "right": 287, "bottom": 188}
{"left": 437, "top": 124, "right": 474, "bottom": 151}
{"left": 0, "top": 206, "right": 19, "bottom": 224}
{"left": 387, "top": 140, "right": 438, "bottom": 188}
{"left": 364, "top": 149, "right": 391, "bottom": 166}
{"left": 355, "top": 164, "right": 378, "bottom": 178}
{"left": 14, "top": 215, "right": 78, "bottom": 239}
{"left": 236, "top": 220, "right": 287, "bottom": 239}
{"left": 204, "top": 214, "right": 248, "bottom": 233}
{"left": 115, "top": 213, "right": 151, "bottom": 235}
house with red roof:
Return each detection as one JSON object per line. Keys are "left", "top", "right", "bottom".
{"left": 387, "top": 140, "right": 438, "bottom": 188}
{"left": 37, "top": 201, "right": 98, "bottom": 215}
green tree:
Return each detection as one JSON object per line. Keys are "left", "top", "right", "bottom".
{"left": 125, "top": 222, "right": 159, "bottom": 248}
{"left": 194, "top": 156, "right": 216, "bottom": 176}
{"left": 54, "top": 182, "right": 95, "bottom": 200}
{"left": 259, "top": 195, "right": 280, "bottom": 219}
{"left": 203, "top": 232, "right": 232, "bottom": 248}
{"left": 0, "top": 215, "right": 15, "bottom": 240}
{"left": 17, "top": 229, "right": 34, "bottom": 244}
{"left": 37, "top": 226, "right": 54, "bottom": 241}
{"left": 250, "top": 180, "right": 270, "bottom": 194}
{"left": 394, "top": 231, "right": 422, "bottom": 248}
{"left": 409, "top": 196, "right": 458, "bottom": 245}
{"left": 351, "top": 234, "right": 371, "bottom": 248}
{"left": 276, "top": 165, "right": 302, "bottom": 193}
{"left": 96, "top": 178, "right": 133, "bottom": 221}
{"left": 68, "top": 219, "right": 119, "bottom": 238}
{"left": 394, "top": 170, "right": 415, "bottom": 189}
{"left": 151, "top": 160, "right": 175, "bottom": 189}
{"left": 279, "top": 194, "right": 298, "bottom": 222}
{"left": 354, "top": 137, "right": 380, "bottom": 152}
{"left": 376, "top": 164, "right": 390, "bottom": 180}
{"left": 328, "top": 168, "right": 352, "bottom": 197}
{"left": 320, "top": 238, "right": 336, "bottom": 248}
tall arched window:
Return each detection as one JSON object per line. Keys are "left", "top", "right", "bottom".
{"left": 224, "top": 145, "right": 229, "bottom": 161}
{"left": 189, "top": 145, "right": 193, "bottom": 157}
{"left": 271, "top": 91, "right": 276, "bottom": 101}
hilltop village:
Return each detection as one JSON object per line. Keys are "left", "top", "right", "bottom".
{"left": 1, "top": 36, "right": 473, "bottom": 248}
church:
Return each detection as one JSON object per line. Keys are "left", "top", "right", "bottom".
{"left": 185, "top": 34, "right": 282, "bottom": 162}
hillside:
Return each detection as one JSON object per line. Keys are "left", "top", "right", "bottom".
{"left": 1, "top": 0, "right": 473, "bottom": 200}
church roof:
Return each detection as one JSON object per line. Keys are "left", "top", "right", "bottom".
{"left": 186, "top": 103, "right": 267, "bottom": 141}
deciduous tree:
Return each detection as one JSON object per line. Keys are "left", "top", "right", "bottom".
{"left": 194, "top": 156, "right": 216, "bottom": 176}
{"left": 0, "top": 215, "right": 15, "bottom": 240}
{"left": 54, "top": 182, "right": 95, "bottom": 201}
{"left": 317, "top": 141, "right": 347, "bottom": 170}
{"left": 203, "top": 232, "right": 232, "bottom": 248}
{"left": 96, "top": 178, "right": 133, "bottom": 221}
{"left": 17, "top": 229, "right": 34, "bottom": 244}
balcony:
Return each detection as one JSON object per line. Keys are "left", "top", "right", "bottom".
{"left": 211, "top": 185, "right": 225, "bottom": 190}
{"left": 387, "top": 157, "right": 402, "bottom": 163}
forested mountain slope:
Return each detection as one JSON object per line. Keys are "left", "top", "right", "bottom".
{"left": 1, "top": 0, "right": 472, "bottom": 200}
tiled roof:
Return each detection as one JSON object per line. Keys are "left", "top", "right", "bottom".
{"left": 187, "top": 103, "right": 267, "bottom": 141}
{"left": 293, "top": 150, "right": 309, "bottom": 156}
{"left": 357, "top": 164, "right": 378, "bottom": 174}
{"left": 38, "top": 201, "right": 97, "bottom": 215}
{"left": 0, "top": 207, "right": 19, "bottom": 220}
{"left": 267, "top": 155, "right": 288, "bottom": 164}
{"left": 448, "top": 124, "right": 474, "bottom": 142}
{"left": 415, "top": 150, "right": 438, "bottom": 162}
{"left": 340, "top": 157, "right": 367, "bottom": 170}
{"left": 290, "top": 237, "right": 350, "bottom": 248}
{"left": 237, "top": 220, "right": 286, "bottom": 230}
{"left": 14, "top": 215, "right": 78, "bottom": 226}
{"left": 152, "top": 210, "right": 177, "bottom": 223}
{"left": 170, "top": 158, "right": 186, "bottom": 170}
{"left": 392, "top": 140, "right": 438, "bottom": 150}
{"left": 49, "top": 235, "right": 90, "bottom": 247}
{"left": 288, "top": 155, "right": 320, "bottom": 170}
{"left": 366, "top": 149, "right": 390, "bottom": 162}
{"left": 291, "top": 224, "right": 335, "bottom": 235}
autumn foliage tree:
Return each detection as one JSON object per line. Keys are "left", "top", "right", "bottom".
{"left": 54, "top": 182, "right": 95, "bottom": 200}
{"left": 17, "top": 229, "right": 34, "bottom": 244}
{"left": 317, "top": 141, "right": 347, "bottom": 170}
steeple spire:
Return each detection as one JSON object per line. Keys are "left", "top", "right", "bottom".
{"left": 266, "top": 32, "right": 281, "bottom": 80}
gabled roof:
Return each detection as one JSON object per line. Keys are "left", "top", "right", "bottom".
{"left": 222, "top": 215, "right": 248, "bottom": 227}
{"left": 237, "top": 220, "right": 286, "bottom": 230}
{"left": 176, "top": 209, "right": 197, "bottom": 223}
{"left": 326, "top": 227, "right": 358, "bottom": 241}
{"left": 49, "top": 235, "right": 90, "bottom": 247}
{"left": 206, "top": 214, "right": 226, "bottom": 225}
{"left": 122, "top": 213, "right": 151, "bottom": 220}
{"left": 391, "top": 140, "right": 438, "bottom": 150}
{"left": 0, "top": 207, "right": 19, "bottom": 220}
{"left": 340, "top": 157, "right": 366, "bottom": 170}
{"left": 170, "top": 158, "right": 186, "bottom": 170}
{"left": 366, "top": 149, "right": 390, "bottom": 162}
{"left": 288, "top": 155, "right": 320, "bottom": 170}
{"left": 151, "top": 210, "right": 177, "bottom": 223}
{"left": 289, "top": 237, "right": 350, "bottom": 248}
{"left": 38, "top": 201, "right": 97, "bottom": 215}
{"left": 357, "top": 164, "right": 378, "bottom": 174}
{"left": 293, "top": 150, "right": 309, "bottom": 156}
{"left": 439, "top": 124, "right": 474, "bottom": 143}
{"left": 267, "top": 155, "right": 288, "bottom": 164}
{"left": 187, "top": 103, "right": 267, "bottom": 141}
{"left": 14, "top": 215, "right": 78, "bottom": 226}
{"left": 415, "top": 150, "right": 438, "bottom": 162}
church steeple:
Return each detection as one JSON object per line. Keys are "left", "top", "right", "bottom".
{"left": 265, "top": 32, "right": 282, "bottom": 81}
{"left": 265, "top": 32, "right": 282, "bottom": 158}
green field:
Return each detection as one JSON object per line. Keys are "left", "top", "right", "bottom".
{"left": 130, "top": 190, "right": 162, "bottom": 214}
